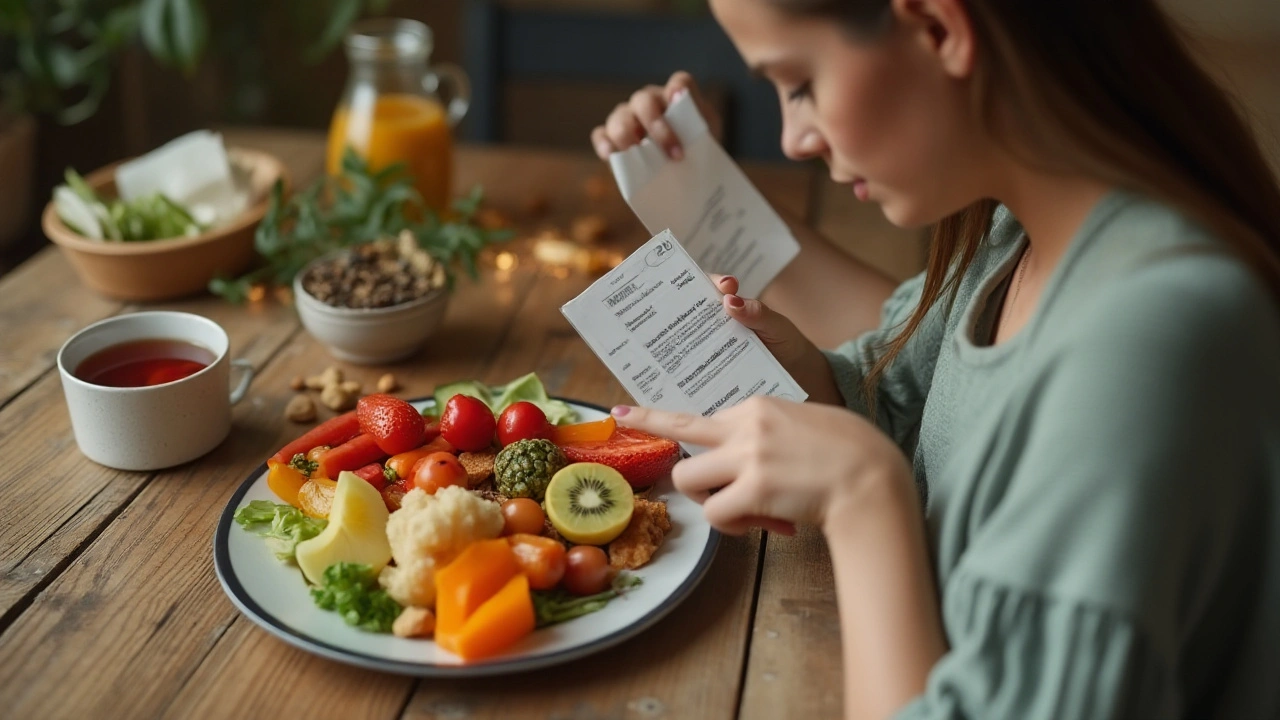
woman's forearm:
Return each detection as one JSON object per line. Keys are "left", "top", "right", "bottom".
{"left": 763, "top": 214, "right": 900, "bottom": 350}
{"left": 824, "top": 469, "right": 947, "bottom": 720}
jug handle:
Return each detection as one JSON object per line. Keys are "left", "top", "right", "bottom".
{"left": 426, "top": 63, "right": 471, "bottom": 127}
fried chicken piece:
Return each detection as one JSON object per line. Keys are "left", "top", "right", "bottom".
{"left": 609, "top": 498, "right": 671, "bottom": 570}
{"left": 459, "top": 450, "right": 497, "bottom": 487}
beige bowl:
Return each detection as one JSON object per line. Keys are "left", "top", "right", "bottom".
{"left": 42, "top": 147, "right": 288, "bottom": 302}
{"left": 293, "top": 254, "right": 450, "bottom": 365}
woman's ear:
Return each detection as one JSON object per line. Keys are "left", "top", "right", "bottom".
{"left": 890, "top": 0, "right": 976, "bottom": 79}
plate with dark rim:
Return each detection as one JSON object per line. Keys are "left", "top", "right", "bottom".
{"left": 213, "top": 397, "right": 718, "bottom": 676}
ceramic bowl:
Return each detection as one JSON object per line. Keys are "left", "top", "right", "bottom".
{"left": 42, "top": 147, "right": 288, "bottom": 302}
{"left": 292, "top": 254, "right": 450, "bottom": 365}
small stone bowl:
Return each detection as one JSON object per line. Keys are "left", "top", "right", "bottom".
{"left": 292, "top": 252, "right": 450, "bottom": 365}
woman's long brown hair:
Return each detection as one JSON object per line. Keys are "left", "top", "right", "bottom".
{"left": 776, "top": 0, "right": 1280, "bottom": 408}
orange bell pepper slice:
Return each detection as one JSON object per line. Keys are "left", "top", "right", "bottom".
{"left": 547, "top": 416, "right": 616, "bottom": 445}
{"left": 434, "top": 538, "right": 521, "bottom": 645}
{"left": 441, "top": 573, "right": 535, "bottom": 661}
{"left": 266, "top": 461, "right": 310, "bottom": 507}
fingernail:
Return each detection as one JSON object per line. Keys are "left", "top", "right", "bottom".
{"left": 669, "top": 146, "right": 683, "bottom": 161}
{"left": 611, "top": 405, "right": 631, "bottom": 417}
{"left": 720, "top": 275, "right": 736, "bottom": 287}
{"left": 726, "top": 295, "right": 744, "bottom": 309}
{"left": 673, "top": 88, "right": 688, "bottom": 101}
{"left": 596, "top": 141, "right": 612, "bottom": 157}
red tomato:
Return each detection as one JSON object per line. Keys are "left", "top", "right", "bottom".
{"left": 411, "top": 452, "right": 468, "bottom": 494}
{"left": 496, "top": 401, "right": 551, "bottom": 447}
{"left": 501, "top": 498, "right": 546, "bottom": 536}
{"left": 439, "top": 394, "right": 497, "bottom": 452}
{"left": 563, "top": 545, "right": 612, "bottom": 596}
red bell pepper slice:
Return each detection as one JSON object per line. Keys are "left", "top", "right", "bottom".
{"left": 352, "top": 462, "right": 388, "bottom": 491}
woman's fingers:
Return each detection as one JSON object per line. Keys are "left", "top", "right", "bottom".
{"left": 590, "top": 126, "right": 616, "bottom": 160}
{"left": 670, "top": 448, "right": 741, "bottom": 501}
{"left": 611, "top": 405, "right": 724, "bottom": 447}
{"left": 631, "top": 88, "right": 682, "bottom": 160}
{"left": 708, "top": 274, "right": 739, "bottom": 296}
{"left": 605, "top": 102, "right": 647, "bottom": 151}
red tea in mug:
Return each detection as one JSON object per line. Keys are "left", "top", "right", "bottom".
{"left": 75, "top": 338, "right": 216, "bottom": 388}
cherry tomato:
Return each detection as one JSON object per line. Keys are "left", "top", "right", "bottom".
{"left": 496, "top": 401, "right": 551, "bottom": 447}
{"left": 507, "top": 533, "right": 567, "bottom": 590}
{"left": 563, "top": 545, "right": 612, "bottom": 596}
{"left": 381, "top": 481, "right": 411, "bottom": 512}
{"left": 411, "top": 451, "right": 468, "bottom": 494}
{"left": 439, "top": 394, "right": 497, "bottom": 452}
{"left": 501, "top": 498, "right": 546, "bottom": 536}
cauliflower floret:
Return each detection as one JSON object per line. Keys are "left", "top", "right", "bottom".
{"left": 379, "top": 485, "right": 504, "bottom": 608}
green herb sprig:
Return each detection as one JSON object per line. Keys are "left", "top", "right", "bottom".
{"left": 311, "top": 562, "right": 401, "bottom": 634}
{"left": 531, "top": 573, "right": 643, "bottom": 628}
{"left": 210, "top": 149, "right": 511, "bottom": 303}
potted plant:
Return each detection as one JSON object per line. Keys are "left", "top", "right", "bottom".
{"left": 0, "top": 0, "right": 391, "bottom": 252}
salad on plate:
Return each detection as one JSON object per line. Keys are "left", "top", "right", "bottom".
{"left": 232, "top": 373, "right": 684, "bottom": 663}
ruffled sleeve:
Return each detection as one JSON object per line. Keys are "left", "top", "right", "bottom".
{"left": 895, "top": 573, "right": 1176, "bottom": 720}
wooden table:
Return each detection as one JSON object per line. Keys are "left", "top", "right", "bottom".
{"left": 0, "top": 129, "right": 842, "bottom": 720}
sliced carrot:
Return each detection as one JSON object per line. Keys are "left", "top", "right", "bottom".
{"left": 548, "top": 416, "right": 616, "bottom": 445}
{"left": 434, "top": 538, "right": 521, "bottom": 646}
{"left": 269, "top": 411, "right": 360, "bottom": 465}
{"left": 445, "top": 573, "right": 535, "bottom": 661}
{"left": 317, "top": 434, "right": 387, "bottom": 480}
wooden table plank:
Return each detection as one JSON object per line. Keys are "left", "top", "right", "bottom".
{"left": 739, "top": 526, "right": 843, "bottom": 720}
{"left": 0, "top": 248, "right": 124, "bottom": 408}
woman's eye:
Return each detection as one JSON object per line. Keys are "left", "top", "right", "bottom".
{"left": 787, "top": 82, "right": 812, "bottom": 103}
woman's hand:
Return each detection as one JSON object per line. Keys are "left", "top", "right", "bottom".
{"left": 590, "top": 72, "right": 721, "bottom": 161}
{"left": 613, "top": 396, "right": 913, "bottom": 537}
{"left": 709, "top": 274, "right": 846, "bottom": 406}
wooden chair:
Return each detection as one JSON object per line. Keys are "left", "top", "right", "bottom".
{"left": 461, "top": 0, "right": 785, "bottom": 159}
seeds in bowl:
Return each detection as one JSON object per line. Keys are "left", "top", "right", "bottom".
{"left": 301, "top": 231, "right": 446, "bottom": 310}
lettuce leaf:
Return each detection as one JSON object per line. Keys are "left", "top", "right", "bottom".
{"left": 234, "top": 500, "right": 327, "bottom": 563}
{"left": 432, "top": 372, "right": 576, "bottom": 425}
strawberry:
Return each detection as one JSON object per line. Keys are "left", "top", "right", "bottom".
{"left": 558, "top": 427, "right": 680, "bottom": 488}
{"left": 357, "top": 394, "right": 427, "bottom": 455}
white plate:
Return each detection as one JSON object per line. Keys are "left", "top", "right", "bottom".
{"left": 213, "top": 398, "right": 718, "bottom": 676}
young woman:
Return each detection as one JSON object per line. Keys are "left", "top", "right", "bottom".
{"left": 591, "top": 1, "right": 1280, "bottom": 718}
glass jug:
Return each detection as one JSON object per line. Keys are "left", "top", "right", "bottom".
{"left": 325, "top": 18, "right": 470, "bottom": 213}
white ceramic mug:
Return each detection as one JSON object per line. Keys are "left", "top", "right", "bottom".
{"left": 57, "top": 311, "right": 256, "bottom": 471}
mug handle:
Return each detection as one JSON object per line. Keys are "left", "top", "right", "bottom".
{"left": 229, "top": 359, "right": 256, "bottom": 405}
{"left": 425, "top": 63, "right": 470, "bottom": 127}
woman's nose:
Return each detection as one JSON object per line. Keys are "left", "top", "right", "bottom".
{"left": 782, "top": 127, "right": 825, "bottom": 162}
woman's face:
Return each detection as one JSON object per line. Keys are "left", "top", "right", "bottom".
{"left": 710, "top": 0, "right": 990, "bottom": 228}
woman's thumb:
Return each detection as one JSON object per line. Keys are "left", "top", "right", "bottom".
{"left": 723, "top": 294, "right": 801, "bottom": 348}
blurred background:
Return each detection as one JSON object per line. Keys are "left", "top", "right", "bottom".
{"left": 2, "top": 0, "right": 1277, "bottom": 279}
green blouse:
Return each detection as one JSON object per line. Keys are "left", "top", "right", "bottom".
{"left": 824, "top": 192, "right": 1280, "bottom": 719}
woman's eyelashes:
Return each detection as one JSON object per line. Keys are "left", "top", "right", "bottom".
{"left": 787, "top": 81, "right": 812, "bottom": 104}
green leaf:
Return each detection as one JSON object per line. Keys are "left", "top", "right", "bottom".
{"left": 139, "top": 0, "right": 173, "bottom": 65}
{"left": 167, "top": 0, "right": 208, "bottom": 74}
{"left": 234, "top": 500, "right": 328, "bottom": 563}
{"left": 305, "top": 0, "right": 361, "bottom": 63}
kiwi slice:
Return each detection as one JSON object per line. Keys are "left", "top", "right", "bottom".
{"left": 545, "top": 462, "right": 635, "bottom": 545}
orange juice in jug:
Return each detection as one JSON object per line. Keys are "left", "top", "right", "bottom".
{"left": 327, "top": 19, "right": 469, "bottom": 214}
{"left": 327, "top": 94, "right": 453, "bottom": 212}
